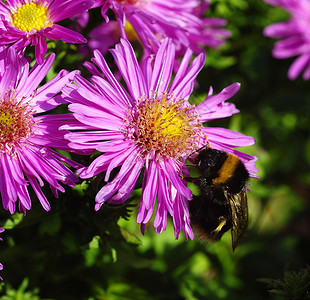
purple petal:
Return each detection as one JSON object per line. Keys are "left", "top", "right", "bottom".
{"left": 169, "top": 52, "right": 205, "bottom": 99}
{"left": 33, "top": 35, "right": 47, "bottom": 65}
{"left": 91, "top": 49, "right": 133, "bottom": 107}
{"left": 197, "top": 82, "right": 241, "bottom": 122}
{"left": 49, "top": 0, "right": 94, "bottom": 22}
{"left": 69, "top": 103, "right": 123, "bottom": 130}
{"left": 159, "top": 159, "right": 192, "bottom": 200}
{"left": 148, "top": 38, "right": 175, "bottom": 96}
{"left": 110, "top": 38, "right": 147, "bottom": 100}
{"left": 288, "top": 53, "right": 310, "bottom": 80}
{"left": 94, "top": 150, "right": 143, "bottom": 205}
{"left": 272, "top": 37, "right": 305, "bottom": 58}
{"left": 110, "top": 159, "right": 144, "bottom": 203}
{"left": 0, "top": 46, "right": 19, "bottom": 95}
{"left": 17, "top": 53, "right": 55, "bottom": 98}
{"left": 205, "top": 127, "right": 256, "bottom": 147}
{"left": 44, "top": 24, "right": 87, "bottom": 43}
{"left": 32, "top": 70, "right": 78, "bottom": 113}
{"left": 27, "top": 176, "right": 51, "bottom": 211}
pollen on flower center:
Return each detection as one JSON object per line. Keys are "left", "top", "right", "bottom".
{"left": 124, "top": 93, "right": 203, "bottom": 159}
{"left": 0, "top": 92, "right": 36, "bottom": 154}
{"left": 12, "top": 2, "right": 52, "bottom": 32}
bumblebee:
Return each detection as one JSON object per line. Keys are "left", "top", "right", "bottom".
{"left": 189, "top": 147, "right": 249, "bottom": 251}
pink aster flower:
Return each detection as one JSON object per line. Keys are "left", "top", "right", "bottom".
{"left": 263, "top": 0, "right": 310, "bottom": 80}
{"left": 93, "top": 0, "right": 231, "bottom": 56}
{"left": 88, "top": 21, "right": 120, "bottom": 56}
{"left": 0, "top": 0, "right": 94, "bottom": 64}
{"left": 0, "top": 46, "right": 88, "bottom": 214}
{"left": 64, "top": 38, "right": 257, "bottom": 240}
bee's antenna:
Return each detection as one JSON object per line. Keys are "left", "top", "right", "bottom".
{"left": 188, "top": 135, "right": 210, "bottom": 158}
{"left": 205, "top": 135, "right": 210, "bottom": 148}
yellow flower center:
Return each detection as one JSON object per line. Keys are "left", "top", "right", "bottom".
{"left": 0, "top": 92, "right": 36, "bottom": 154}
{"left": 125, "top": 94, "right": 203, "bottom": 159}
{"left": 12, "top": 2, "right": 52, "bottom": 32}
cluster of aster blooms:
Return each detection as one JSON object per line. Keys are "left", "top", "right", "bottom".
{"left": 0, "top": 0, "right": 259, "bottom": 277}
{"left": 263, "top": 0, "right": 310, "bottom": 80}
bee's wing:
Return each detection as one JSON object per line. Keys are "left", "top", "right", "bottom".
{"left": 225, "top": 188, "right": 248, "bottom": 251}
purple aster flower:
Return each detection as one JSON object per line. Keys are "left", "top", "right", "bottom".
{"left": 0, "top": 228, "right": 3, "bottom": 280}
{"left": 0, "top": 0, "right": 94, "bottom": 64}
{"left": 88, "top": 21, "right": 120, "bottom": 56}
{"left": 93, "top": 0, "right": 231, "bottom": 56}
{"left": 263, "top": 0, "right": 310, "bottom": 80}
{"left": 64, "top": 38, "right": 257, "bottom": 240}
{"left": 0, "top": 46, "right": 89, "bottom": 214}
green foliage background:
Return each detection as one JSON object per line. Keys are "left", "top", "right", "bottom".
{"left": 1, "top": 0, "right": 310, "bottom": 299}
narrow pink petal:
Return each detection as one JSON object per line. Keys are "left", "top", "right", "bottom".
{"left": 137, "top": 202, "right": 148, "bottom": 224}
{"left": 16, "top": 183, "right": 31, "bottom": 211}
{"left": 96, "top": 140, "right": 132, "bottom": 153}
{"left": 288, "top": 53, "right": 310, "bottom": 80}
{"left": 141, "top": 160, "right": 158, "bottom": 210}
{"left": 196, "top": 82, "right": 241, "bottom": 122}
{"left": 148, "top": 38, "right": 175, "bottom": 95}
{"left": 0, "top": 155, "right": 18, "bottom": 205}
{"left": 169, "top": 47, "right": 194, "bottom": 91}
{"left": 69, "top": 103, "right": 123, "bottom": 130}
{"left": 141, "top": 55, "right": 153, "bottom": 91}
{"left": 272, "top": 37, "right": 305, "bottom": 59}
{"left": 110, "top": 39, "right": 147, "bottom": 100}
{"left": 91, "top": 76, "right": 130, "bottom": 111}
{"left": 0, "top": 160, "right": 14, "bottom": 213}
{"left": 7, "top": 153, "right": 28, "bottom": 185}
{"left": 205, "top": 127, "right": 256, "bottom": 147}
{"left": 74, "top": 74, "right": 100, "bottom": 95}
{"left": 44, "top": 24, "right": 87, "bottom": 43}
{"left": 104, "top": 148, "right": 133, "bottom": 182}
{"left": 95, "top": 179, "right": 122, "bottom": 206}
{"left": 74, "top": 80, "right": 125, "bottom": 115}
{"left": 158, "top": 168, "right": 173, "bottom": 213}
{"left": 169, "top": 52, "right": 205, "bottom": 99}
{"left": 110, "top": 159, "right": 144, "bottom": 203}
{"left": 49, "top": 148, "right": 84, "bottom": 171}
{"left": 19, "top": 149, "right": 57, "bottom": 188}
{"left": 0, "top": 2, "right": 10, "bottom": 14}
{"left": 49, "top": 0, "right": 94, "bottom": 22}
{"left": 202, "top": 103, "right": 239, "bottom": 121}
{"left": 159, "top": 159, "right": 192, "bottom": 200}
{"left": 17, "top": 53, "right": 55, "bottom": 98}
{"left": 77, "top": 154, "right": 112, "bottom": 178}
{"left": 263, "top": 22, "right": 293, "bottom": 38}
{"left": 91, "top": 49, "right": 133, "bottom": 107}
{"left": 27, "top": 176, "right": 51, "bottom": 211}
{"left": 0, "top": 46, "right": 19, "bottom": 95}
{"left": 95, "top": 148, "right": 143, "bottom": 204}
{"left": 32, "top": 34, "right": 48, "bottom": 65}
{"left": 138, "top": 165, "right": 159, "bottom": 222}
{"left": 31, "top": 70, "right": 78, "bottom": 113}
{"left": 67, "top": 131, "right": 124, "bottom": 143}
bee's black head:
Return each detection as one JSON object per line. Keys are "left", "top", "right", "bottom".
{"left": 195, "top": 148, "right": 227, "bottom": 174}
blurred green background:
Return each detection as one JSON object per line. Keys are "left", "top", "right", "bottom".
{"left": 1, "top": 0, "right": 310, "bottom": 299}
